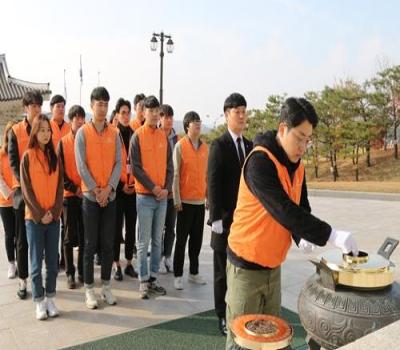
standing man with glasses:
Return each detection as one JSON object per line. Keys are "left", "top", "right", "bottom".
{"left": 207, "top": 93, "right": 253, "bottom": 336}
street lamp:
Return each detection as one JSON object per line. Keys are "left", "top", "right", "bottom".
{"left": 150, "top": 32, "right": 174, "bottom": 104}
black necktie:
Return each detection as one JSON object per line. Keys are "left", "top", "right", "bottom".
{"left": 237, "top": 137, "right": 245, "bottom": 168}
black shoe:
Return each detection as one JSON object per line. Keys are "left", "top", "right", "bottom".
{"left": 124, "top": 264, "right": 138, "bottom": 278}
{"left": 148, "top": 279, "right": 166, "bottom": 296}
{"left": 17, "top": 288, "right": 27, "bottom": 300}
{"left": 67, "top": 275, "right": 76, "bottom": 289}
{"left": 114, "top": 266, "right": 123, "bottom": 281}
{"left": 218, "top": 317, "right": 228, "bottom": 336}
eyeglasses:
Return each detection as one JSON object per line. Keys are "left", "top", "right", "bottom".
{"left": 291, "top": 130, "right": 312, "bottom": 147}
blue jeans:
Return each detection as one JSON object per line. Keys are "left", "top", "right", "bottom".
{"left": 136, "top": 195, "right": 167, "bottom": 281}
{"left": 26, "top": 220, "right": 60, "bottom": 302}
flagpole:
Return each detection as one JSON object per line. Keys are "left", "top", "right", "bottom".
{"left": 63, "top": 69, "right": 67, "bottom": 100}
{"left": 79, "top": 54, "right": 83, "bottom": 105}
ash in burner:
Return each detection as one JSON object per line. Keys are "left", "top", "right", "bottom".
{"left": 244, "top": 319, "right": 278, "bottom": 337}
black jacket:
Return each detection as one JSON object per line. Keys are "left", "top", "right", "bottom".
{"left": 207, "top": 131, "right": 253, "bottom": 252}
{"left": 228, "top": 130, "right": 332, "bottom": 269}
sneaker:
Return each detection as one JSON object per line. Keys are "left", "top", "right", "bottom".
{"left": 36, "top": 300, "right": 48, "bottom": 320}
{"left": 124, "top": 264, "right": 138, "bottom": 278}
{"left": 164, "top": 257, "right": 173, "bottom": 273}
{"left": 46, "top": 297, "right": 60, "bottom": 317}
{"left": 101, "top": 285, "right": 117, "bottom": 305}
{"left": 85, "top": 288, "right": 98, "bottom": 309}
{"left": 114, "top": 266, "right": 123, "bottom": 281}
{"left": 67, "top": 275, "right": 76, "bottom": 289}
{"left": 17, "top": 279, "right": 27, "bottom": 300}
{"left": 7, "top": 263, "right": 17, "bottom": 279}
{"left": 148, "top": 279, "right": 166, "bottom": 295}
{"left": 139, "top": 281, "right": 149, "bottom": 300}
{"left": 174, "top": 276, "right": 183, "bottom": 290}
{"left": 188, "top": 274, "right": 207, "bottom": 285}
{"left": 159, "top": 257, "right": 167, "bottom": 274}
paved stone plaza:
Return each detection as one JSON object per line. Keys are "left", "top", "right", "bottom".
{"left": 0, "top": 192, "right": 399, "bottom": 349}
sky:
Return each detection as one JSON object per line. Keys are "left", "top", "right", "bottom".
{"left": 1, "top": 0, "right": 400, "bottom": 126}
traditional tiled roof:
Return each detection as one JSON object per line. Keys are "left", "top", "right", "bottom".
{"left": 0, "top": 54, "right": 51, "bottom": 102}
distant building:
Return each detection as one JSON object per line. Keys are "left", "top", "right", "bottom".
{"left": 0, "top": 54, "right": 51, "bottom": 135}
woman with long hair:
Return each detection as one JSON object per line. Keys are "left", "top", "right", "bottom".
{"left": 20, "top": 114, "right": 64, "bottom": 320}
{"left": 0, "top": 120, "right": 18, "bottom": 278}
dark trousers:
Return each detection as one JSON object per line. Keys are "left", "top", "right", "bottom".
{"left": 173, "top": 203, "right": 205, "bottom": 277}
{"left": 59, "top": 212, "right": 65, "bottom": 266}
{"left": 0, "top": 206, "right": 16, "bottom": 262}
{"left": 214, "top": 249, "right": 227, "bottom": 319}
{"left": 114, "top": 191, "right": 136, "bottom": 262}
{"left": 82, "top": 197, "right": 116, "bottom": 286}
{"left": 15, "top": 205, "right": 29, "bottom": 279}
{"left": 62, "top": 196, "right": 84, "bottom": 277}
{"left": 162, "top": 198, "right": 176, "bottom": 258}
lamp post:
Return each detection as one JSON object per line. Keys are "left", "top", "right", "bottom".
{"left": 150, "top": 32, "right": 174, "bottom": 104}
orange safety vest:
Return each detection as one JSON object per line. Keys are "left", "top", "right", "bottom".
{"left": 119, "top": 134, "right": 135, "bottom": 187}
{"left": 228, "top": 146, "right": 304, "bottom": 268}
{"left": 51, "top": 119, "right": 71, "bottom": 149}
{"left": 179, "top": 137, "right": 208, "bottom": 201}
{"left": 11, "top": 119, "right": 30, "bottom": 188}
{"left": 134, "top": 124, "right": 168, "bottom": 194}
{"left": 129, "top": 118, "right": 143, "bottom": 132}
{"left": 81, "top": 123, "right": 117, "bottom": 192}
{"left": 23, "top": 148, "right": 59, "bottom": 220}
{"left": 60, "top": 132, "right": 81, "bottom": 198}
{"left": 0, "top": 151, "right": 13, "bottom": 206}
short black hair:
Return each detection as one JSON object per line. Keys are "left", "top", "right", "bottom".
{"left": 223, "top": 93, "right": 247, "bottom": 113}
{"left": 183, "top": 111, "right": 201, "bottom": 134}
{"left": 160, "top": 104, "right": 174, "bottom": 117}
{"left": 50, "top": 94, "right": 66, "bottom": 107}
{"left": 115, "top": 98, "right": 131, "bottom": 113}
{"left": 109, "top": 110, "right": 116, "bottom": 123}
{"left": 22, "top": 90, "right": 43, "bottom": 107}
{"left": 280, "top": 97, "right": 318, "bottom": 129}
{"left": 133, "top": 93, "right": 146, "bottom": 107}
{"left": 143, "top": 95, "right": 160, "bottom": 109}
{"left": 90, "top": 87, "right": 110, "bottom": 102}
{"left": 68, "top": 105, "right": 85, "bottom": 121}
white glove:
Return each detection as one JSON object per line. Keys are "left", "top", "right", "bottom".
{"left": 298, "top": 239, "right": 315, "bottom": 254}
{"left": 328, "top": 229, "right": 358, "bottom": 256}
{"left": 212, "top": 220, "right": 223, "bottom": 234}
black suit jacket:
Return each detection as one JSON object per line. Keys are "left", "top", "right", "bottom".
{"left": 208, "top": 131, "right": 253, "bottom": 252}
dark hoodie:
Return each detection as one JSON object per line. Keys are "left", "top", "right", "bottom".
{"left": 227, "top": 130, "right": 331, "bottom": 270}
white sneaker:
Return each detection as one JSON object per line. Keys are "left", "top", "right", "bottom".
{"left": 159, "top": 257, "right": 167, "bottom": 274}
{"left": 188, "top": 274, "right": 207, "bottom": 285}
{"left": 85, "top": 288, "right": 98, "bottom": 309}
{"left": 7, "top": 263, "right": 17, "bottom": 279}
{"left": 164, "top": 257, "right": 173, "bottom": 273}
{"left": 174, "top": 277, "right": 183, "bottom": 290}
{"left": 101, "top": 285, "right": 117, "bottom": 305}
{"left": 36, "top": 300, "right": 48, "bottom": 320}
{"left": 46, "top": 297, "right": 60, "bottom": 317}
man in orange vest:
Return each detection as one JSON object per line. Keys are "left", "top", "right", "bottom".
{"left": 112, "top": 98, "right": 138, "bottom": 281}
{"left": 225, "top": 98, "right": 358, "bottom": 349}
{"left": 129, "top": 93, "right": 146, "bottom": 132}
{"left": 49, "top": 94, "right": 71, "bottom": 270}
{"left": 159, "top": 104, "right": 179, "bottom": 274}
{"left": 50, "top": 94, "right": 71, "bottom": 149}
{"left": 172, "top": 111, "right": 208, "bottom": 290}
{"left": 75, "top": 87, "right": 122, "bottom": 309}
{"left": 8, "top": 90, "right": 43, "bottom": 299}
{"left": 130, "top": 95, "right": 172, "bottom": 299}
{"left": 58, "top": 105, "right": 85, "bottom": 289}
